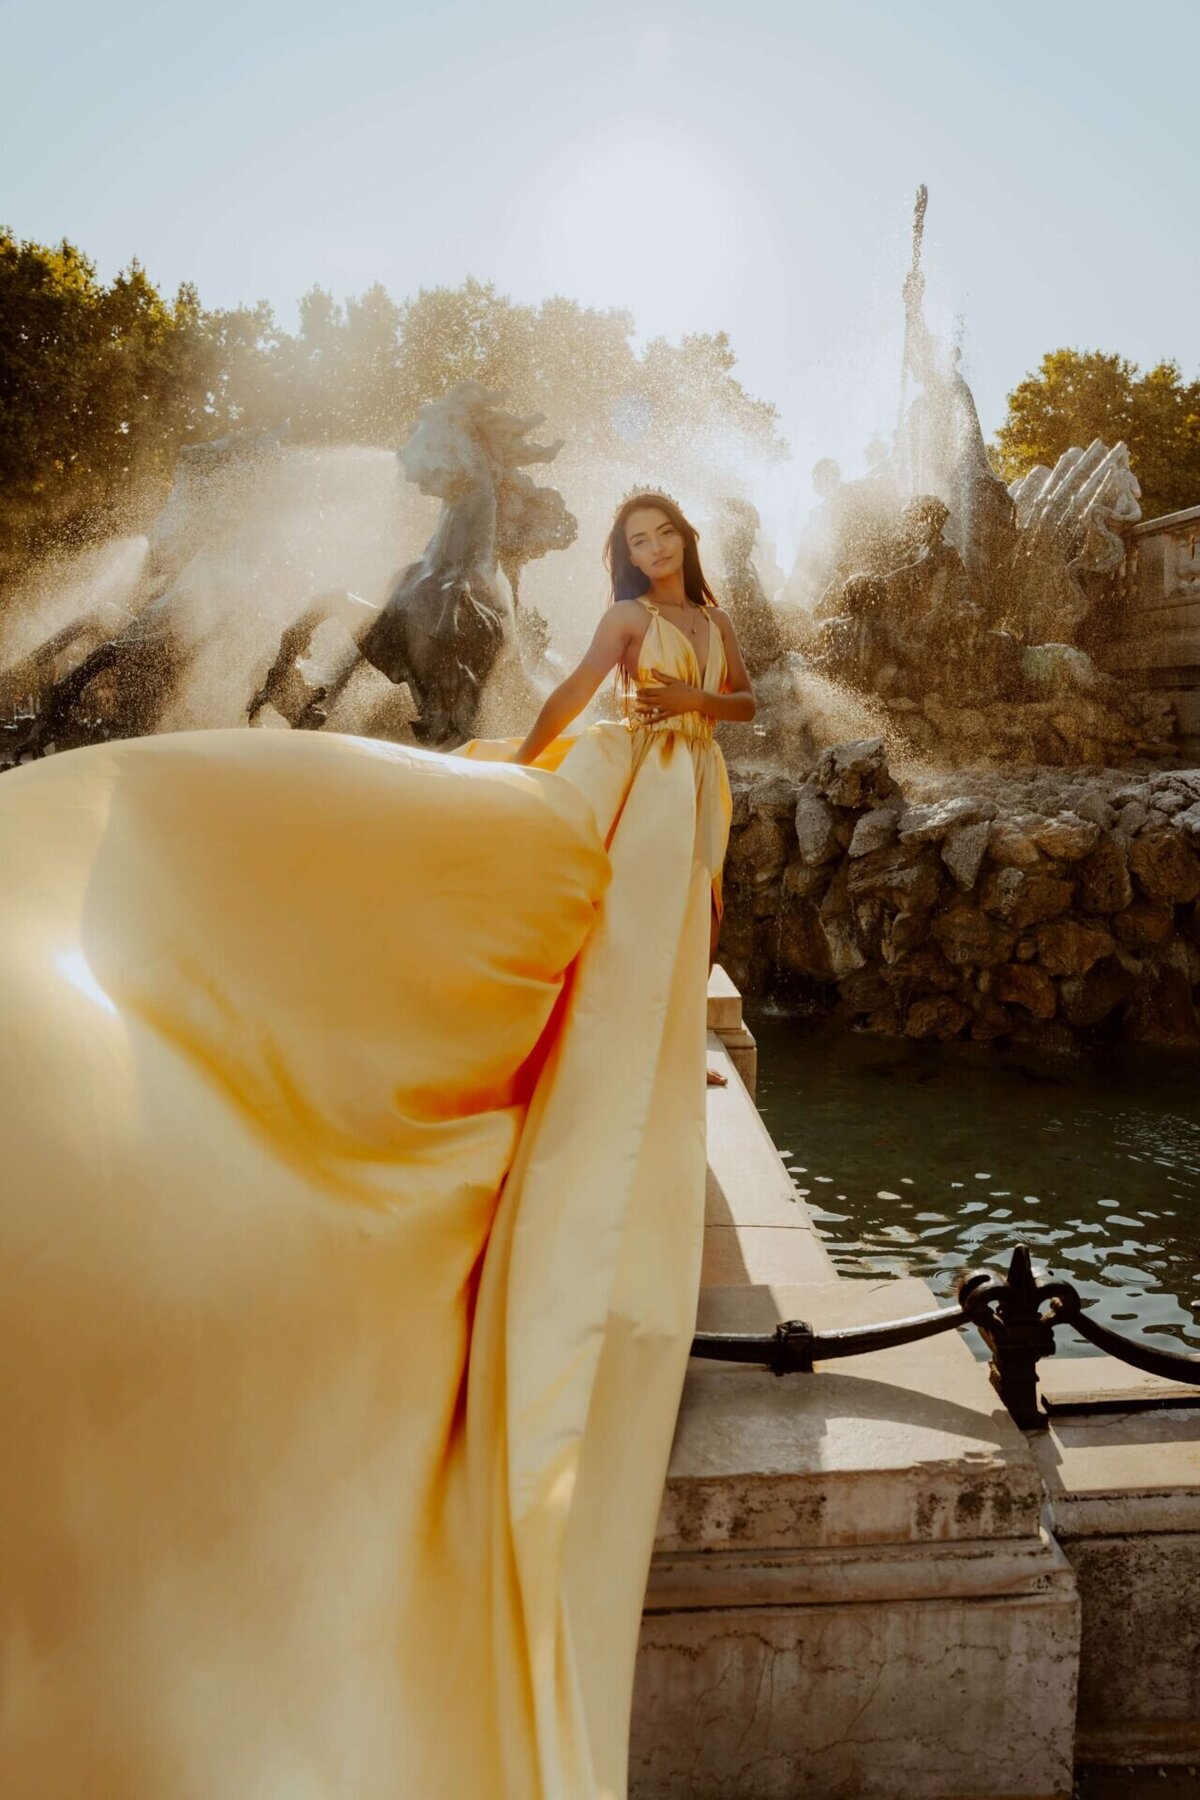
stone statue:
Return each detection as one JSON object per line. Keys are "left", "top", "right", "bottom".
{"left": 810, "top": 572, "right": 904, "bottom": 695}
{"left": 895, "top": 266, "right": 1017, "bottom": 613}
{"left": 785, "top": 457, "right": 902, "bottom": 619}
{"left": 809, "top": 496, "right": 1022, "bottom": 709}
{"left": 714, "top": 497, "right": 786, "bottom": 678}
{"left": 1006, "top": 438, "right": 1142, "bottom": 647}
{"left": 250, "top": 383, "right": 576, "bottom": 746}
{"left": 1, "top": 432, "right": 283, "bottom": 764}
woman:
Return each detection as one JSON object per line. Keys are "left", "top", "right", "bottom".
{"left": 0, "top": 493, "right": 754, "bottom": 1799}
{"left": 463, "top": 490, "right": 756, "bottom": 1086}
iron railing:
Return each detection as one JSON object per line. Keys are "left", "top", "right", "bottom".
{"left": 690, "top": 1244, "right": 1200, "bottom": 1431}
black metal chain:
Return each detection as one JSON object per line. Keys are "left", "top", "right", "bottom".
{"left": 690, "top": 1243, "right": 1200, "bottom": 1432}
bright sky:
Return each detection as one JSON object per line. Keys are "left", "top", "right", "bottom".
{"left": 5, "top": 0, "right": 1198, "bottom": 507}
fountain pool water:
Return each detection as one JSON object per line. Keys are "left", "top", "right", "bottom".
{"left": 748, "top": 1001, "right": 1200, "bottom": 1356}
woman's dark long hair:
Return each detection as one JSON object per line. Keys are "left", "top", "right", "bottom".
{"left": 603, "top": 492, "right": 718, "bottom": 709}
{"left": 604, "top": 492, "right": 718, "bottom": 609}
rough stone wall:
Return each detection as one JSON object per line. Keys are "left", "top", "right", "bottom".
{"left": 719, "top": 741, "right": 1200, "bottom": 1052}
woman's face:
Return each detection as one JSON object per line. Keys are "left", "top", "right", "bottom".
{"left": 624, "top": 507, "right": 684, "bottom": 584}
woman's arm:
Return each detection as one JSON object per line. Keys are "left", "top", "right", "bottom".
{"left": 511, "top": 605, "right": 634, "bottom": 765}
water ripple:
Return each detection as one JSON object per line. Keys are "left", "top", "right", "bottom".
{"left": 749, "top": 1006, "right": 1200, "bottom": 1357}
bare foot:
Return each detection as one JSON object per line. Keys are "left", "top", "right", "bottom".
{"left": 706, "top": 1066, "right": 728, "bottom": 1087}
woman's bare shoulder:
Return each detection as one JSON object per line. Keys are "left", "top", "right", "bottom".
{"left": 606, "top": 598, "right": 651, "bottom": 637}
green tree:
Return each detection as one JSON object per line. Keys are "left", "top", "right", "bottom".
{"left": 994, "top": 348, "right": 1200, "bottom": 521}
{"left": 0, "top": 228, "right": 211, "bottom": 586}
{"left": 0, "top": 239, "right": 786, "bottom": 606}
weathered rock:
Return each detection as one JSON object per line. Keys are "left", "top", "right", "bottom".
{"left": 979, "top": 868, "right": 1073, "bottom": 930}
{"left": 1150, "top": 789, "right": 1188, "bottom": 816}
{"left": 1058, "top": 958, "right": 1137, "bottom": 1029}
{"left": 1127, "top": 829, "right": 1200, "bottom": 904}
{"left": 746, "top": 773, "right": 799, "bottom": 818}
{"left": 1112, "top": 900, "right": 1174, "bottom": 951}
{"left": 904, "top": 995, "right": 971, "bottom": 1040}
{"left": 837, "top": 967, "right": 893, "bottom": 1015}
{"left": 777, "top": 897, "right": 834, "bottom": 979}
{"left": 941, "top": 819, "right": 991, "bottom": 892}
{"left": 850, "top": 896, "right": 887, "bottom": 955}
{"left": 1035, "top": 918, "right": 1116, "bottom": 977}
{"left": 993, "top": 962, "right": 1057, "bottom": 1020}
{"left": 846, "top": 844, "right": 941, "bottom": 914}
{"left": 721, "top": 755, "right": 1200, "bottom": 1054}
{"left": 987, "top": 824, "right": 1041, "bottom": 868}
{"left": 781, "top": 857, "right": 833, "bottom": 902}
{"left": 817, "top": 864, "right": 866, "bottom": 976}
{"left": 969, "top": 999, "right": 1014, "bottom": 1042}
{"left": 880, "top": 910, "right": 930, "bottom": 964}
{"left": 732, "top": 813, "right": 790, "bottom": 891}
{"left": 1075, "top": 838, "right": 1133, "bottom": 914}
{"left": 1114, "top": 800, "right": 1151, "bottom": 837}
{"left": 1073, "top": 789, "right": 1115, "bottom": 829}
{"left": 728, "top": 776, "right": 755, "bottom": 831}
{"left": 1126, "top": 966, "right": 1200, "bottom": 1050}
{"left": 848, "top": 807, "right": 900, "bottom": 858}
{"left": 897, "top": 796, "right": 996, "bottom": 845}
{"left": 794, "top": 794, "right": 840, "bottom": 866}
{"left": 1163, "top": 936, "right": 1200, "bottom": 985}
{"left": 814, "top": 738, "right": 899, "bottom": 810}
{"left": 884, "top": 944, "right": 961, "bottom": 994}
{"left": 1029, "top": 813, "right": 1101, "bottom": 861}
{"left": 931, "top": 903, "right": 1016, "bottom": 968}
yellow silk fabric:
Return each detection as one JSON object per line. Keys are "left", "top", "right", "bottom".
{"left": 0, "top": 615, "right": 733, "bottom": 1798}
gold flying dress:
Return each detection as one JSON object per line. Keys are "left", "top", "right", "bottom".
{"left": 0, "top": 599, "right": 732, "bottom": 1798}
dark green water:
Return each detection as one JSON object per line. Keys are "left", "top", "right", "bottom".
{"left": 747, "top": 1004, "right": 1200, "bottom": 1356}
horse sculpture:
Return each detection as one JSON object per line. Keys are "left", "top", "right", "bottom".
{"left": 0, "top": 433, "right": 282, "bottom": 767}
{"left": 248, "top": 383, "right": 576, "bottom": 747}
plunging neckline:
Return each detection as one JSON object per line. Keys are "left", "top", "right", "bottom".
{"left": 633, "top": 599, "right": 716, "bottom": 687}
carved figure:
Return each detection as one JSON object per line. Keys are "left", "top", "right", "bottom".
{"left": 250, "top": 383, "right": 576, "bottom": 746}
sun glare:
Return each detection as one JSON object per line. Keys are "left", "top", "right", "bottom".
{"left": 523, "top": 117, "right": 746, "bottom": 332}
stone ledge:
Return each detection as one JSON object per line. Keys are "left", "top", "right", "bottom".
{"left": 1030, "top": 1405, "right": 1200, "bottom": 1539}
{"left": 645, "top": 1524, "right": 1074, "bottom": 1611}
{"left": 662, "top": 1278, "right": 1043, "bottom": 1553}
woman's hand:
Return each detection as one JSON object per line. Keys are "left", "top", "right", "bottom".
{"left": 633, "top": 669, "right": 699, "bottom": 724}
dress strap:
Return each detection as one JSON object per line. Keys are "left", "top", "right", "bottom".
{"left": 635, "top": 597, "right": 658, "bottom": 615}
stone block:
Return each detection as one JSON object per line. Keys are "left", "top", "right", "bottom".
{"left": 1128, "top": 828, "right": 1200, "bottom": 904}
{"left": 994, "top": 962, "right": 1057, "bottom": 1020}
{"left": 1029, "top": 1403, "right": 1200, "bottom": 1768}
{"left": 1035, "top": 918, "right": 1116, "bottom": 977}
{"left": 932, "top": 901, "right": 1017, "bottom": 968}
{"left": 632, "top": 1585, "right": 1078, "bottom": 1800}
{"left": 981, "top": 867, "right": 1074, "bottom": 929}
{"left": 942, "top": 818, "right": 992, "bottom": 891}
{"left": 848, "top": 805, "right": 899, "bottom": 858}
{"left": 1031, "top": 813, "right": 1102, "bottom": 860}
{"left": 814, "top": 737, "right": 898, "bottom": 809}
{"left": 793, "top": 793, "right": 839, "bottom": 865}
{"left": 1076, "top": 838, "right": 1133, "bottom": 914}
